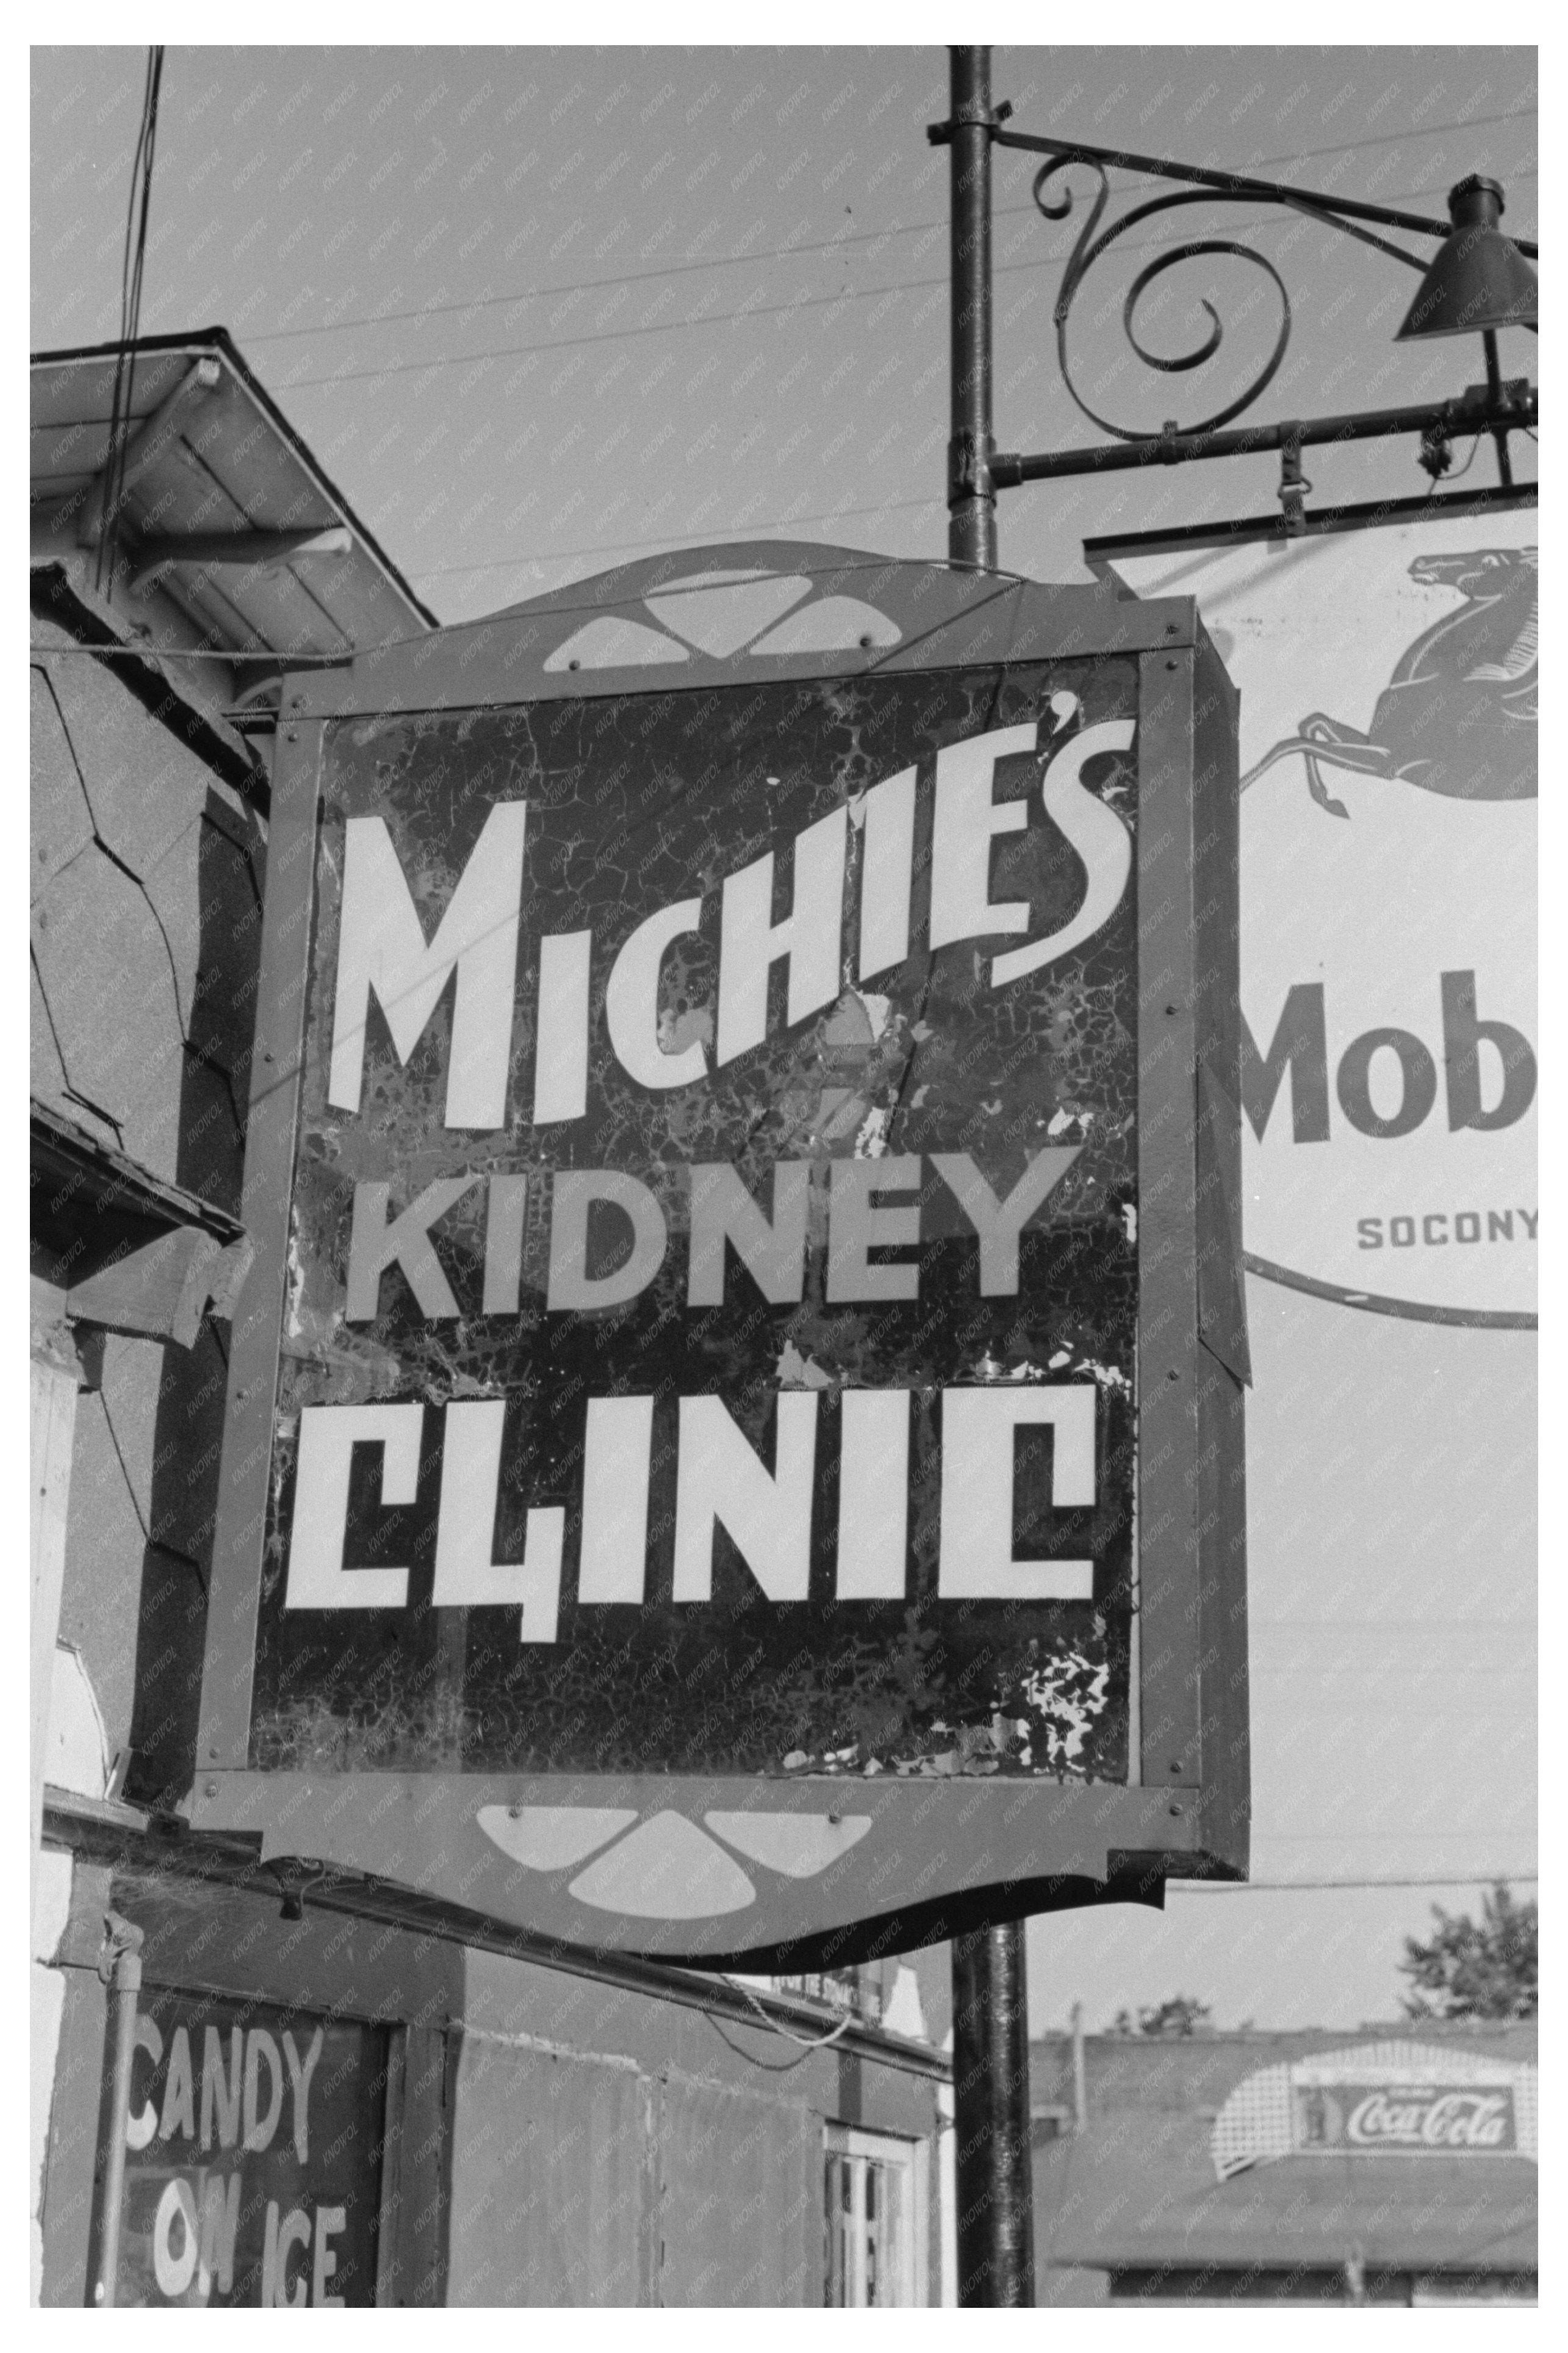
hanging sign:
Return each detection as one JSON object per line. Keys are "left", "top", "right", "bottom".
{"left": 195, "top": 544, "right": 1248, "bottom": 1964}
{"left": 1094, "top": 497, "right": 1536, "bottom": 1328}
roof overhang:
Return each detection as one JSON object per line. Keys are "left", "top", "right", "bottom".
{"left": 31, "top": 328, "right": 435, "bottom": 675}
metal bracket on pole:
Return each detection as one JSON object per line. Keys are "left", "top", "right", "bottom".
{"left": 1276, "top": 426, "right": 1312, "bottom": 536}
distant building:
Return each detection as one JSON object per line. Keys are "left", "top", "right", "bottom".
{"left": 31, "top": 330, "right": 951, "bottom": 2308}
{"left": 1030, "top": 2017, "right": 1537, "bottom": 2306}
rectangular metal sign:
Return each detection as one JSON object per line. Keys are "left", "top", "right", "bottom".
{"left": 90, "top": 1990, "right": 386, "bottom": 2307}
{"left": 196, "top": 545, "right": 1248, "bottom": 1963}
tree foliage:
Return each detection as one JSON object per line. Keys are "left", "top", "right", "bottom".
{"left": 1110, "top": 1994, "right": 1213, "bottom": 2038}
{"left": 1399, "top": 1883, "right": 1537, "bottom": 2019}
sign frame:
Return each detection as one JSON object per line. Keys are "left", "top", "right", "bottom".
{"left": 192, "top": 543, "right": 1248, "bottom": 1966}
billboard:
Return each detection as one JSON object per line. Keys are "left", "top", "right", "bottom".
{"left": 1212, "top": 2040, "right": 1538, "bottom": 2179}
{"left": 195, "top": 544, "right": 1247, "bottom": 1964}
{"left": 1092, "top": 493, "right": 1536, "bottom": 1331}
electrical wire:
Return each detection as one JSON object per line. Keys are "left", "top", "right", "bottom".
{"left": 234, "top": 107, "right": 1539, "bottom": 350}
{"left": 1442, "top": 434, "right": 1486, "bottom": 483}
{"left": 270, "top": 170, "right": 1539, "bottom": 396}
{"left": 733, "top": 1982, "right": 855, "bottom": 2049}
{"left": 1167, "top": 1877, "right": 1537, "bottom": 1894}
{"left": 405, "top": 432, "right": 1541, "bottom": 583}
{"left": 97, "top": 46, "right": 165, "bottom": 601}
{"left": 705, "top": 1989, "right": 858, "bottom": 2072}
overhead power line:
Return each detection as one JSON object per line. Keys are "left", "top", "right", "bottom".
{"left": 1167, "top": 1876, "right": 1539, "bottom": 1893}
{"left": 414, "top": 497, "right": 951, "bottom": 580}
{"left": 403, "top": 430, "right": 1544, "bottom": 581}
{"left": 271, "top": 170, "right": 1542, "bottom": 397}
{"left": 239, "top": 105, "right": 1537, "bottom": 349}
{"left": 98, "top": 45, "right": 165, "bottom": 598}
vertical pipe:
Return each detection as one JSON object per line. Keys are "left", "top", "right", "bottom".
{"left": 949, "top": 38, "right": 1034, "bottom": 2307}
{"left": 93, "top": 1915, "right": 145, "bottom": 2308}
{"left": 1482, "top": 329, "right": 1514, "bottom": 489}
{"left": 1070, "top": 2000, "right": 1087, "bottom": 2132}
{"left": 952, "top": 1923, "right": 1036, "bottom": 2305}
{"left": 947, "top": 45, "right": 997, "bottom": 570}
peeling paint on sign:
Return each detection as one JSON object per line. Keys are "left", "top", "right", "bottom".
{"left": 248, "top": 665, "right": 1142, "bottom": 1783}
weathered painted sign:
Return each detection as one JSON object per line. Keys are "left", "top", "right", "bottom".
{"left": 91, "top": 1992, "right": 385, "bottom": 2307}
{"left": 1212, "top": 2039, "right": 1538, "bottom": 2179}
{"left": 1296, "top": 2082, "right": 1516, "bottom": 2154}
{"left": 196, "top": 545, "right": 1248, "bottom": 1962}
{"left": 1095, "top": 494, "right": 1536, "bottom": 1329}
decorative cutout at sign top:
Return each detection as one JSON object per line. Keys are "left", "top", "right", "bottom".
{"left": 544, "top": 564, "right": 904, "bottom": 672}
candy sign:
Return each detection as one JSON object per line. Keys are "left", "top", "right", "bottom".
{"left": 1095, "top": 499, "right": 1537, "bottom": 1327}
{"left": 90, "top": 1994, "right": 386, "bottom": 2307}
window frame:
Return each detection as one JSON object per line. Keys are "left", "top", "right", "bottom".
{"left": 822, "top": 2122, "right": 926, "bottom": 2308}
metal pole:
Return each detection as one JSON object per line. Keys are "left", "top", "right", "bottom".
{"left": 945, "top": 53, "right": 1032, "bottom": 2299}
{"left": 947, "top": 45, "right": 996, "bottom": 570}
{"left": 93, "top": 1912, "right": 145, "bottom": 2307}
{"left": 952, "top": 1923, "right": 1036, "bottom": 2304}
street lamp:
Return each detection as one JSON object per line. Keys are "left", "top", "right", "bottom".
{"left": 1397, "top": 176, "right": 1539, "bottom": 489}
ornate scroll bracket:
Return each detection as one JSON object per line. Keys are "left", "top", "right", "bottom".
{"left": 927, "top": 107, "right": 1539, "bottom": 504}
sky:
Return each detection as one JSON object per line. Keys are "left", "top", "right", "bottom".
{"left": 29, "top": 37, "right": 1539, "bottom": 2028}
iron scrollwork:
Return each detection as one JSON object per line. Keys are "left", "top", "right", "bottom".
{"left": 929, "top": 120, "right": 1544, "bottom": 500}
{"left": 1024, "top": 143, "right": 1433, "bottom": 445}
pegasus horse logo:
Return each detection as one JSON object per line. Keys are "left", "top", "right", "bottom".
{"left": 1240, "top": 546, "right": 1537, "bottom": 817}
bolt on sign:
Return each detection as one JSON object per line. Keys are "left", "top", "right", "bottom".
{"left": 195, "top": 544, "right": 1248, "bottom": 1964}
{"left": 90, "top": 1992, "right": 386, "bottom": 2307}
{"left": 1090, "top": 493, "right": 1536, "bottom": 1332}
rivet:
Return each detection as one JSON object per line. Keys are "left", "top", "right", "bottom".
{"left": 1165, "top": 657, "right": 1179, "bottom": 670}
{"left": 1168, "top": 1802, "right": 1182, "bottom": 1817}
{"left": 286, "top": 727, "right": 299, "bottom": 742}
{"left": 205, "top": 1780, "right": 219, "bottom": 1800}
{"left": 1167, "top": 1369, "right": 1179, "bottom": 1382}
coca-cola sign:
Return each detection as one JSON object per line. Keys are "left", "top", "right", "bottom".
{"left": 1210, "top": 2041, "right": 1536, "bottom": 2180}
{"left": 1294, "top": 2082, "right": 1517, "bottom": 2155}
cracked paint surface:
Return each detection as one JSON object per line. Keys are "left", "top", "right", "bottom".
{"left": 250, "top": 663, "right": 1141, "bottom": 1780}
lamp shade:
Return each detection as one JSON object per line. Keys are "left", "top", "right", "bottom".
{"left": 1397, "top": 176, "right": 1538, "bottom": 341}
